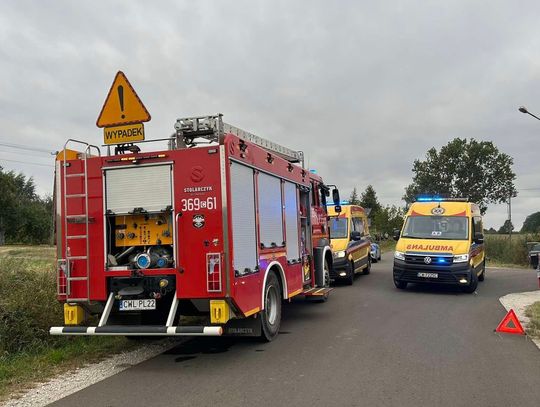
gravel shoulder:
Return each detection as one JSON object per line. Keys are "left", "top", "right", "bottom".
{"left": 0, "top": 339, "right": 180, "bottom": 407}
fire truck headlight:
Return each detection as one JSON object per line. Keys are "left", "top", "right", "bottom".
{"left": 159, "top": 279, "right": 169, "bottom": 288}
{"left": 334, "top": 250, "right": 346, "bottom": 259}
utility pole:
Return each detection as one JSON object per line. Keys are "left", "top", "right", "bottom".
{"left": 508, "top": 194, "right": 512, "bottom": 239}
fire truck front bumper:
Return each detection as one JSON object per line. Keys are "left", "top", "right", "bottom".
{"left": 50, "top": 325, "right": 223, "bottom": 336}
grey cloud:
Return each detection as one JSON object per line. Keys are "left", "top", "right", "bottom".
{"left": 1, "top": 0, "right": 540, "bottom": 229}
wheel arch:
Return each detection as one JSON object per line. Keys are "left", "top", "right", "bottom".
{"left": 261, "top": 261, "right": 288, "bottom": 310}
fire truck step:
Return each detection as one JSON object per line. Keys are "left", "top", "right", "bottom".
{"left": 50, "top": 325, "right": 223, "bottom": 336}
{"left": 66, "top": 235, "right": 87, "bottom": 240}
{"left": 302, "top": 287, "right": 333, "bottom": 296}
{"left": 65, "top": 173, "right": 85, "bottom": 178}
{"left": 67, "top": 277, "right": 88, "bottom": 281}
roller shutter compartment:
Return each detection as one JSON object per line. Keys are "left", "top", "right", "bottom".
{"left": 104, "top": 165, "right": 172, "bottom": 214}
{"left": 230, "top": 162, "right": 258, "bottom": 276}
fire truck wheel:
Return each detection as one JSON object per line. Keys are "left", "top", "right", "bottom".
{"left": 260, "top": 272, "right": 282, "bottom": 342}
{"left": 312, "top": 259, "right": 331, "bottom": 303}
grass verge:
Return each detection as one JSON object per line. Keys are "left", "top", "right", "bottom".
{"left": 0, "top": 246, "right": 135, "bottom": 401}
{"left": 0, "top": 337, "right": 134, "bottom": 401}
{"left": 525, "top": 301, "right": 540, "bottom": 340}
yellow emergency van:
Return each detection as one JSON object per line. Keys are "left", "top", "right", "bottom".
{"left": 393, "top": 197, "right": 485, "bottom": 293}
{"left": 328, "top": 204, "right": 371, "bottom": 285}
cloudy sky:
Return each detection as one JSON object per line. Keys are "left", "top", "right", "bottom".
{"left": 1, "top": 0, "right": 540, "bottom": 229}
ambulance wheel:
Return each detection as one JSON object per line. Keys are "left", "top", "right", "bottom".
{"left": 345, "top": 261, "right": 355, "bottom": 285}
{"left": 363, "top": 257, "right": 371, "bottom": 275}
{"left": 260, "top": 272, "right": 282, "bottom": 342}
{"left": 478, "top": 261, "right": 486, "bottom": 282}
{"left": 394, "top": 280, "right": 407, "bottom": 289}
{"left": 462, "top": 268, "right": 478, "bottom": 293}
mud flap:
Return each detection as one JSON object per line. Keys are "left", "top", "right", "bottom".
{"left": 222, "top": 317, "right": 262, "bottom": 337}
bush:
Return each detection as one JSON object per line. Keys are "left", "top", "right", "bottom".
{"left": 0, "top": 257, "right": 64, "bottom": 357}
{"left": 484, "top": 234, "right": 539, "bottom": 266}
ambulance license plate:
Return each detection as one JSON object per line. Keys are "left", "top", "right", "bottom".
{"left": 417, "top": 272, "right": 438, "bottom": 278}
{"left": 119, "top": 299, "right": 156, "bottom": 311}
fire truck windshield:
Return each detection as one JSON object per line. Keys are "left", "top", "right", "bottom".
{"left": 329, "top": 217, "right": 348, "bottom": 239}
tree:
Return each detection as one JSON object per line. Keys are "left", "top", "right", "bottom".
{"left": 486, "top": 227, "right": 497, "bottom": 234}
{"left": 0, "top": 166, "right": 52, "bottom": 244}
{"left": 403, "top": 138, "right": 517, "bottom": 214}
{"left": 348, "top": 187, "right": 361, "bottom": 205}
{"left": 371, "top": 205, "right": 405, "bottom": 236}
{"left": 498, "top": 220, "right": 514, "bottom": 235}
{"left": 359, "top": 185, "right": 382, "bottom": 216}
{"left": 521, "top": 212, "right": 540, "bottom": 233}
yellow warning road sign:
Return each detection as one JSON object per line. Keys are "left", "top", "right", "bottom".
{"left": 96, "top": 71, "right": 151, "bottom": 128}
{"left": 103, "top": 123, "right": 145, "bottom": 145}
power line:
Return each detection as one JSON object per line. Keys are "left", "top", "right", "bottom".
{"left": 0, "top": 142, "right": 56, "bottom": 155}
{"left": 0, "top": 158, "right": 54, "bottom": 168}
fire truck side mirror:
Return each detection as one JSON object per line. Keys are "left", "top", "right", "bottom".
{"left": 332, "top": 188, "right": 340, "bottom": 206}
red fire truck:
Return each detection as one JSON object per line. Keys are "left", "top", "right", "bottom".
{"left": 50, "top": 114, "right": 341, "bottom": 341}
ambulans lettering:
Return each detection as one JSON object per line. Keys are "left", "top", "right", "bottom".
{"left": 181, "top": 197, "right": 217, "bottom": 211}
{"left": 406, "top": 244, "right": 454, "bottom": 251}
{"left": 183, "top": 186, "right": 213, "bottom": 193}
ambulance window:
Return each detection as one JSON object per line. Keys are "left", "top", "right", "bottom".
{"left": 329, "top": 217, "right": 348, "bottom": 239}
{"left": 352, "top": 217, "right": 364, "bottom": 236}
{"left": 472, "top": 217, "right": 483, "bottom": 237}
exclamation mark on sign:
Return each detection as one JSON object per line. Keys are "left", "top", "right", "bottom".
{"left": 117, "top": 85, "right": 125, "bottom": 119}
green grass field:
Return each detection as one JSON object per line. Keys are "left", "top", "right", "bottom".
{"left": 525, "top": 301, "right": 540, "bottom": 340}
{"left": 0, "top": 245, "right": 134, "bottom": 401}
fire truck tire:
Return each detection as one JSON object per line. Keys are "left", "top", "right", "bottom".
{"left": 260, "top": 271, "right": 282, "bottom": 342}
{"left": 312, "top": 259, "right": 331, "bottom": 303}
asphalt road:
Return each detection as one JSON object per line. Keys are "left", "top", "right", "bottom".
{"left": 52, "top": 254, "right": 540, "bottom": 407}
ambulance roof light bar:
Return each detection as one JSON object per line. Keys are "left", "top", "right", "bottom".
{"left": 174, "top": 114, "right": 303, "bottom": 164}
{"left": 415, "top": 195, "right": 468, "bottom": 202}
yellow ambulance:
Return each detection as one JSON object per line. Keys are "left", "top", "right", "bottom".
{"left": 393, "top": 197, "right": 485, "bottom": 293}
{"left": 328, "top": 204, "right": 372, "bottom": 285}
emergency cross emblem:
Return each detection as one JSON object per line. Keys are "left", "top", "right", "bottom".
{"left": 96, "top": 71, "right": 151, "bottom": 145}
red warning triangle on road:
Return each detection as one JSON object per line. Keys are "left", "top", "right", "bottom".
{"left": 495, "top": 309, "right": 525, "bottom": 335}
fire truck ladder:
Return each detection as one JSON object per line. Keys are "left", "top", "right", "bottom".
{"left": 60, "top": 139, "right": 101, "bottom": 302}
{"left": 173, "top": 114, "right": 305, "bottom": 166}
